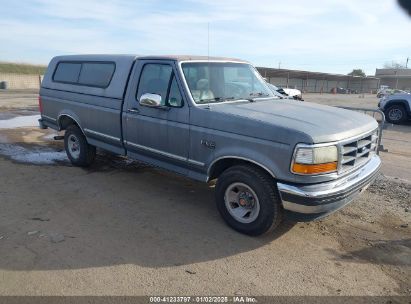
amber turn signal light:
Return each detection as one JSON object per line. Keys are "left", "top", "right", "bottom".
{"left": 292, "top": 162, "right": 337, "bottom": 175}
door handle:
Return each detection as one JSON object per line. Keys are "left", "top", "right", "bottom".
{"left": 127, "top": 108, "right": 140, "bottom": 114}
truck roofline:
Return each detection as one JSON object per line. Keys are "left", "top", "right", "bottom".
{"left": 50, "top": 54, "right": 248, "bottom": 64}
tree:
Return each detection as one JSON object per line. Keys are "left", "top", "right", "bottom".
{"left": 383, "top": 61, "right": 406, "bottom": 69}
{"left": 348, "top": 69, "right": 366, "bottom": 77}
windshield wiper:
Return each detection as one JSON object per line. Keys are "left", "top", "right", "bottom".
{"left": 198, "top": 97, "right": 236, "bottom": 104}
{"left": 198, "top": 94, "right": 270, "bottom": 104}
{"left": 249, "top": 92, "right": 270, "bottom": 97}
{"left": 247, "top": 92, "right": 272, "bottom": 102}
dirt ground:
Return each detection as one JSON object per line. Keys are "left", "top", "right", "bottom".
{"left": 0, "top": 91, "right": 410, "bottom": 296}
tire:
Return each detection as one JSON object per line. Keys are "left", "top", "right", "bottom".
{"left": 215, "top": 165, "right": 283, "bottom": 236}
{"left": 64, "top": 124, "right": 96, "bottom": 167}
{"left": 385, "top": 104, "right": 407, "bottom": 124}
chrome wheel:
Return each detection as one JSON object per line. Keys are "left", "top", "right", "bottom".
{"left": 67, "top": 134, "right": 80, "bottom": 159}
{"left": 224, "top": 182, "right": 260, "bottom": 223}
{"left": 388, "top": 108, "right": 403, "bottom": 121}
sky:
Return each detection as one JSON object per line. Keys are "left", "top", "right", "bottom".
{"left": 1, "top": 0, "right": 410, "bottom": 75}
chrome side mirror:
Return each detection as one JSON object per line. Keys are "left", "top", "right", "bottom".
{"left": 139, "top": 93, "right": 162, "bottom": 107}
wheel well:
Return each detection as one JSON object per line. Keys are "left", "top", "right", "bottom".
{"left": 58, "top": 115, "right": 80, "bottom": 131}
{"left": 386, "top": 100, "right": 410, "bottom": 112}
{"left": 208, "top": 158, "right": 275, "bottom": 181}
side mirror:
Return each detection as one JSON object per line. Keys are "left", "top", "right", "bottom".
{"left": 139, "top": 93, "right": 162, "bottom": 107}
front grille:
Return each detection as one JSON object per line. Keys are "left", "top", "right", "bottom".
{"left": 339, "top": 130, "right": 378, "bottom": 172}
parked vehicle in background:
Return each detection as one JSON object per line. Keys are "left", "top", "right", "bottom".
{"left": 281, "top": 86, "right": 303, "bottom": 100}
{"left": 379, "top": 92, "right": 411, "bottom": 124}
{"left": 377, "top": 89, "right": 388, "bottom": 98}
{"left": 39, "top": 54, "right": 381, "bottom": 236}
{"left": 331, "top": 87, "right": 349, "bottom": 94}
{"left": 266, "top": 83, "right": 294, "bottom": 99}
{"left": 377, "top": 88, "right": 408, "bottom": 98}
{"left": 331, "top": 88, "right": 359, "bottom": 94}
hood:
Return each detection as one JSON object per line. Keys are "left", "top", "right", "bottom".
{"left": 210, "top": 99, "right": 378, "bottom": 143}
{"left": 387, "top": 93, "right": 411, "bottom": 99}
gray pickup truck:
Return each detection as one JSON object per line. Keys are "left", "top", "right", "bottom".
{"left": 39, "top": 54, "right": 381, "bottom": 236}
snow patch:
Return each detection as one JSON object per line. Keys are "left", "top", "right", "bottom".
{"left": 0, "top": 144, "right": 67, "bottom": 165}
{"left": 0, "top": 115, "right": 41, "bottom": 129}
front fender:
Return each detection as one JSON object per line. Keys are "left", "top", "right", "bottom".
{"left": 207, "top": 137, "right": 291, "bottom": 181}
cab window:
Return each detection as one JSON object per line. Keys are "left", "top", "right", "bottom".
{"left": 137, "top": 63, "right": 183, "bottom": 108}
{"left": 137, "top": 64, "right": 172, "bottom": 105}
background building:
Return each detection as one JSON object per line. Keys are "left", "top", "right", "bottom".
{"left": 256, "top": 67, "right": 380, "bottom": 93}
{"left": 375, "top": 68, "right": 411, "bottom": 90}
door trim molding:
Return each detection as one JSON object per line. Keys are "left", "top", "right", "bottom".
{"left": 124, "top": 140, "right": 205, "bottom": 166}
{"left": 84, "top": 128, "right": 121, "bottom": 142}
{"left": 188, "top": 159, "right": 206, "bottom": 166}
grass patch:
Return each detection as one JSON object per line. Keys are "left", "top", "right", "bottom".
{"left": 0, "top": 62, "right": 46, "bottom": 75}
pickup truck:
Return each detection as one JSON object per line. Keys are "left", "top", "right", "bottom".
{"left": 39, "top": 55, "right": 381, "bottom": 236}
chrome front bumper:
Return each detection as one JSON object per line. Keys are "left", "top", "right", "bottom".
{"left": 277, "top": 155, "right": 381, "bottom": 220}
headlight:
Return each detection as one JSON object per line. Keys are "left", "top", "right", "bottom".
{"left": 291, "top": 145, "right": 338, "bottom": 175}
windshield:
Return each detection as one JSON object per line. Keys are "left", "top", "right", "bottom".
{"left": 181, "top": 62, "right": 274, "bottom": 104}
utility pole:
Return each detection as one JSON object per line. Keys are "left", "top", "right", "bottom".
{"left": 278, "top": 61, "right": 281, "bottom": 69}
{"left": 395, "top": 70, "right": 399, "bottom": 89}
{"left": 207, "top": 22, "right": 210, "bottom": 59}
{"left": 406, "top": 57, "right": 409, "bottom": 68}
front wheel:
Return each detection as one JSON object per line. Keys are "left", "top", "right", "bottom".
{"left": 385, "top": 105, "right": 407, "bottom": 124}
{"left": 64, "top": 125, "right": 96, "bottom": 167}
{"left": 215, "top": 165, "right": 283, "bottom": 236}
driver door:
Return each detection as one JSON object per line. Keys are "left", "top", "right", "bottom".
{"left": 123, "top": 60, "right": 190, "bottom": 175}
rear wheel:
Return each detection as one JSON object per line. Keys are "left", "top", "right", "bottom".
{"left": 215, "top": 165, "right": 283, "bottom": 236}
{"left": 385, "top": 104, "right": 407, "bottom": 124}
{"left": 64, "top": 125, "right": 96, "bottom": 167}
